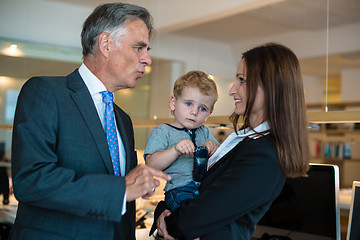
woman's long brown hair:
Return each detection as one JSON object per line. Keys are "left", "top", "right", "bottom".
{"left": 230, "top": 43, "right": 310, "bottom": 178}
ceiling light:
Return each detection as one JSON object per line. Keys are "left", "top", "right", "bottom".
{"left": 0, "top": 76, "right": 11, "bottom": 85}
{"left": 1, "top": 44, "right": 24, "bottom": 57}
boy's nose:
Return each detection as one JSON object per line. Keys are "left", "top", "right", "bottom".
{"left": 191, "top": 108, "right": 198, "bottom": 116}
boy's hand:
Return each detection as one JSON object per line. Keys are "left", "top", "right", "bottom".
{"left": 204, "top": 141, "right": 218, "bottom": 156}
{"left": 174, "top": 139, "right": 195, "bottom": 155}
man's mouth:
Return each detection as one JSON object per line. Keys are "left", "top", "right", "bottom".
{"left": 137, "top": 71, "right": 144, "bottom": 78}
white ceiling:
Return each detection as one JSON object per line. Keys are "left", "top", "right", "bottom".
{"left": 1, "top": 0, "right": 360, "bottom": 78}
{"left": 134, "top": 0, "right": 360, "bottom": 78}
{"left": 50, "top": 0, "right": 360, "bottom": 41}
{"left": 168, "top": 0, "right": 360, "bottom": 42}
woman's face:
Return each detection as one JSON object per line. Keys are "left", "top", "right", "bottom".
{"left": 229, "top": 59, "right": 266, "bottom": 127}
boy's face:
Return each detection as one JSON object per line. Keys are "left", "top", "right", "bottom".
{"left": 170, "top": 87, "right": 215, "bottom": 130}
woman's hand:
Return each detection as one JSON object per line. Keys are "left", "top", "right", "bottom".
{"left": 156, "top": 209, "right": 175, "bottom": 240}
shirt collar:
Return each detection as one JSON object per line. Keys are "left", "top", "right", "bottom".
{"left": 236, "top": 121, "right": 270, "bottom": 139}
{"left": 165, "top": 123, "right": 198, "bottom": 132}
{"left": 79, "top": 63, "right": 107, "bottom": 95}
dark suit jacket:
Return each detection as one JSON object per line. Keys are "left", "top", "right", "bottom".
{"left": 153, "top": 135, "right": 285, "bottom": 240}
{"left": 10, "top": 70, "right": 137, "bottom": 240}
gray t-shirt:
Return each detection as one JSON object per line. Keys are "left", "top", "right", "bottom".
{"left": 144, "top": 124, "right": 219, "bottom": 191}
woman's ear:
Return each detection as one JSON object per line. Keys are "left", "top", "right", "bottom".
{"left": 98, "top": 32, "right": 111, "bottom": 57}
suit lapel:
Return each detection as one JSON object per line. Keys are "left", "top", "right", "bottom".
{"left": 113, "top": 105, "right": 132, "bottom": 174}
{"left": 67, "top": 70, "right": 114, "bottom": 175}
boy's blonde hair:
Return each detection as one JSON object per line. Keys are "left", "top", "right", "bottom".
{"left": 173, "top": 70, "right": 218, "bottom": 112}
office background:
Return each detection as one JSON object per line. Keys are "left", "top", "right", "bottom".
{"left": 0, "top": 1, "right": 360, "bottom": 238}
{"left": 0, "top": 0, "right": 359, "bottom": 176}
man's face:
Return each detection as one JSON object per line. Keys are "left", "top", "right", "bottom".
{"left": 105, "top": 19, "right": 152, "bottom": 92}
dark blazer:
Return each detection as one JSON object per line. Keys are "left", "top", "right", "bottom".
{"left": 10, "top": 70, "right": 137, "bottom": 240}
{"left": 153, "top": 135, "right": 285, "bottom": 240}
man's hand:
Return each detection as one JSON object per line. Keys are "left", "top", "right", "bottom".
{"left": 125, "top": 164, "right": 170, "bottom": 201}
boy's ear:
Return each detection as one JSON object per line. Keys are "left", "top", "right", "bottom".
{"left": 203, "top": 109, "right": 213, "bottom": 122}
{"left": 169, "top": 95, "right": 176, "bottom": 111}
{"left": 204, "top": 111, "right": 212, "bottom": 122}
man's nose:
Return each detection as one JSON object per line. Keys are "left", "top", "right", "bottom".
{"left": 141, "top": 50, "right": 152, "bottom": 66}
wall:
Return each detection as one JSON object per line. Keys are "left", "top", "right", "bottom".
{"left": 0, "top": 77, "right": 26, "bottom": 159}
{"left": 302, "top": 74, "right": 323, "bottom": 104}
{"left": 1, "top": 0, "right": 360, "bottom": 154}
{"left": 148, "top": 59, "right": 183, "bottom": 119}
{"left": 150, "top": 34, "right": 237, "bottom": 80}
{"left": 342, "top": 68, "right": 360, "bottom": 103}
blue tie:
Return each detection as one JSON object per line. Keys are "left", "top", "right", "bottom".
{"left": 101, "top": 91, "right": 120, "bottom": 176}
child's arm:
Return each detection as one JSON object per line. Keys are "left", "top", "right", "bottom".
{"left": 146, "top": 139, "right": 195, "bottom": 171}
{"left": 204, "top": 140, "right": 219, "bottom": 156}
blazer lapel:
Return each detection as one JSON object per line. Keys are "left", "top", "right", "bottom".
{"left": 67, "top": 70, "right": 114, "bottom": 174}
{"left": 204, "top": 140, "right": 243, "bottom": 179}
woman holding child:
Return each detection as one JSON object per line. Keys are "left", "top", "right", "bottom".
{"left": 151, "top": 43, "right": 310, "bottom": 240}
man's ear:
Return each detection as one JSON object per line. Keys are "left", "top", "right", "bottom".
{"left": 98, "top": 32, "right": 111, "bottom": 57}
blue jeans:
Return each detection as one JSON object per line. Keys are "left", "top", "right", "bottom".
{"left": 165, "top": 181, "right": 200, "bottom": 212}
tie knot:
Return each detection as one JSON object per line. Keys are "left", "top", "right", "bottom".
{"left": 101, "top": 91, "right": 113, "bottom": 103}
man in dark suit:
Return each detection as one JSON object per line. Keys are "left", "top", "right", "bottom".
{"left": 10, "top": 3, "right": 170, "bottom": 240}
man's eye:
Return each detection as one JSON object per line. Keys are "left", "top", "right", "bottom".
{"left": 135, "top": 47, "right": 142, "bottom": 52}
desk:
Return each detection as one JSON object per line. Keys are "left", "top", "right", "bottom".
{"left": 0, "top": 162, "right": 11, "bottom": 167}
{"left": 0, "top": 194, "right": 16, "bottom": 224}
{"left": 340, "top": 188, "right": 352, "bottom": 218}
{"left": 339, "top": 188, "right": 352, "bottom": 210}
{"left": 253, "top": 225, "right": 337, "bottom": 240}
{"left": 0, "top": 193, "right": 157, "bottom": 240}
{"left": 136, "top": 228, "right": 155, "bottom": 240}
{"left": 1, "top": 189, "right": 352, "bottom": 239}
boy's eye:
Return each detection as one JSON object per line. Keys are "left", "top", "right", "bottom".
{"left": 185, "top": 102, "right": 192, "bottom": 107}
{"left": 199, "top": 107, "right": 208, "bottom": 112}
